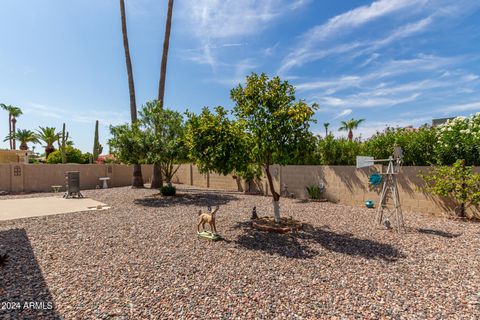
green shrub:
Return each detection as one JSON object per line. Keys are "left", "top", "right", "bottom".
{"left": 420, "top": 159, "right": 480, "bottom": 218}
{"left": 363, "top": 126, "right": 436, "bottom": 166}
{"left": 316, "top": 135, "right": 363, "bottom": 165}
{"left": 160, "top": 185, "right": 176, "bottom": 196}
{"left": 306, "top": 185, "right": 321, "bottom": 200}
{"left": 47, "top": 146, "right": 88, "bottom": 164}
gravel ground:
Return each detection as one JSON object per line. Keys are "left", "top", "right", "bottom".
{"left": 1, "top": 184, "right": 479, "bottom": 319}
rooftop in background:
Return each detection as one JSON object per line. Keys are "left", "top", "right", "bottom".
{"left": 0, "top": 150, "right": 32, "bottom": 164}
{"left": 432, "top": 117, "right": 456, "bottom": 127}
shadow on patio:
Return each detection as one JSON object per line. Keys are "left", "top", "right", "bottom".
{"left": 0, "top": 228, "right": 60, "bottom": 319}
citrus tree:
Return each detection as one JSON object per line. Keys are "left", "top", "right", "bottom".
{"left": 185, "top": 106, "right": 251, "bottom": 176}
{"left": 231, "top": 73, "right": 317, "bottom": 222}
{"left": 186, "top": 73, "right": 317, "bottom": 222}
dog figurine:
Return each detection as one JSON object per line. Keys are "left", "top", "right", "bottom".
{"left": 197, "top": 206, "right": 219, "bottom": 234}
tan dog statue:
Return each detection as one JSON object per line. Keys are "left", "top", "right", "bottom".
{"left": 197, "top": 206, "right": 219, "bottom": 234}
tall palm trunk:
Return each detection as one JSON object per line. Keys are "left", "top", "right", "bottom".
{"left": 8, "top": 114, "right": 12, "bottom": 149}
{"left": 151, "top": 0, "right": 174, "bottom": 189}
{"left": 348, "top": 130, "right": 353, "bottom": 141}
{"left": 11, "top": 118, "right": 17, "bottom": 149}
{"left": 119, "top": 0, "right": 144, "bottom": 188}
{"left": 157, "top": 0, "right": 174, "bottom": 103}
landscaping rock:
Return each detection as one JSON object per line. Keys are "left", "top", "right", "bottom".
{"left": 0, "top": 185, "right": 478, "bottom": 319}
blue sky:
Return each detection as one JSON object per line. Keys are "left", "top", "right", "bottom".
{"left": 1, "top": 0, "right": 480, "bottom": 153}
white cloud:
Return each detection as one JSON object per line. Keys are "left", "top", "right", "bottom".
{"left": 301, "top": 0, "right": 423, "bottom": 43}
{"left": 440, "top": 101, "right": 480, "bottom": 114}
{"left": 180, "top": 0, "right": 308, "bottom": 40}
{"left": 179, "top": 0, "right": 309, "bottom": 69}
{"left": 332, "top": 109, "right": 353, "bottom": 119}
{"left": 278, "top": 0, "right": 480, "bottom": 73}
{"left": 25, "top": 102, "right": 129, "bottom": 126}
{"left": 279, "top": 0, "right": 426, "bottom": 72}
{"left": 296, "top": 54, "right": 466, "bottom": 98}
{"left": 211, "top": 59, "right": 258, "bottom": 86}
{"left": 321, "top": 93, "right": 421, "bottom": 109}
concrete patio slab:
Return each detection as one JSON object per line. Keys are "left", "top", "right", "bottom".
{"left": 0, "top": 197, "right": 108, "bottom": 221}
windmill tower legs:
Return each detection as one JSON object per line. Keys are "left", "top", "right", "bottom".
{"left": 375, "top": 161, "right": 405, "bottom": 232}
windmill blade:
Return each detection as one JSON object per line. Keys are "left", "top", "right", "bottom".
{"left": 356, "top": 156, "right": 374, "bottom": 168}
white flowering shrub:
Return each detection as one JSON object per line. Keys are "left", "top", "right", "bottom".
{"left": 435, "top": 113, "right": 480, "bottom": 165}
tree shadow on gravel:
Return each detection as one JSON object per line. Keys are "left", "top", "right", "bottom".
{"left": 417, "top": 228, "right": 461, "bottom": 238}
{"left": 134, "top": 191, "right": 239, "bottom": 208}
{"left": 233, "top": 221, "right": 405, "bottom": 262}
{"left": 0, "top": 229, "right": 60, "bottom": 319}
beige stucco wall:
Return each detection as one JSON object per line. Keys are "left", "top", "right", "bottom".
{"left": 1, "top": 163, "right": 477, "bottom": 217}
{"left": 0, "top": 164, "right": 155, "bottom": 193}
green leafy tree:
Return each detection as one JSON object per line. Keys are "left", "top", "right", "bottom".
{"left": 420, "top": 159, "right": 480, "bottom": 218}
{"left": 36, "top": 126, "right": 60, "bottom": 158}
{"left": 4, "top": 129, "right": 39, "bottom": 150}
{"left": 139, "top": 101, "right": 188, "bottom": 187}
{"left": 185, "top": 73, "right": 319, "bottom": 221}
{"left": 230, "top": 72, "right": 318, "bottom": 222}
{"left": 339, "top": 118, "right": 364, "bottom": 141}
{"left": 108, "top": 123, "right": 147, "bottom": 166}
{"left": 185, "top": 106, "right": 251, "bottom": 176}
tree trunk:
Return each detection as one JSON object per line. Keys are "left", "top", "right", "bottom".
{"left": 8, "top": 114, "right": 12, "bottom": 149}
{"left": 152, "top": 0, "right": 174, "bottom": 188}
{"left": 19, "top": 142, "right": 28, "bottom": 151}
{"left": 151, "top": 163, "right": 162, "bottom": 189}
{"left": 45, "top": 145, "right": 55, "bottom": 159}
{"left": 264, "top": 164, "right": 281, "bottom": 223}
{"left": 120, "top": 0, "right": 137, "bottom": 123}
{"left": 348, "top": 129, "right": 353, "bottom": 141}
{"left": 11, "top": 118, "right": 17, "bottom": 149}
{"left": 120, "top": 0, "right": 143, "bottom": 187}
{"left": 132, "top": 164, "right": 144, "bottom": 188}
{"left": 157, "top": 0, "right": 174, "bottom": 103}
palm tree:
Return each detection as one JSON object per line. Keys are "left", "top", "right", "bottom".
{"left": 157, "top": 0, "right": 174, "bottom": 103}
{"left": 339, "top": 118, "right": 365, "bottom": 141}
{"left": 5, "top": 129, "right": 39, "bottom": 150}
{"left": 36, "top": 126, "right": 60, "bottom": 158}
{"left": 1, "top": 104, "right": 22, "bottom": 149}
{"left": 119, "top": 0, "right": 144, "bottom": 188}
{"left": 323, "top": 122, "right": 330, "bottom": 137}
{"left": 152, "top": 0, "right": 175, "bottom": 189}
{"left": 0, "top": 104, "right": 12, "bottom": 149}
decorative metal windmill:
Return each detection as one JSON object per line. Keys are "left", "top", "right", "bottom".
{"left": 356, "top": 147, "right": 405, "bottom": 232}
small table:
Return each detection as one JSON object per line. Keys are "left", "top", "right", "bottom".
{"left": 51, "top": 185, "right": 62, "bottom": 194}
{"left": 99, "top": 177, "right": 110, "bottom": 189}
